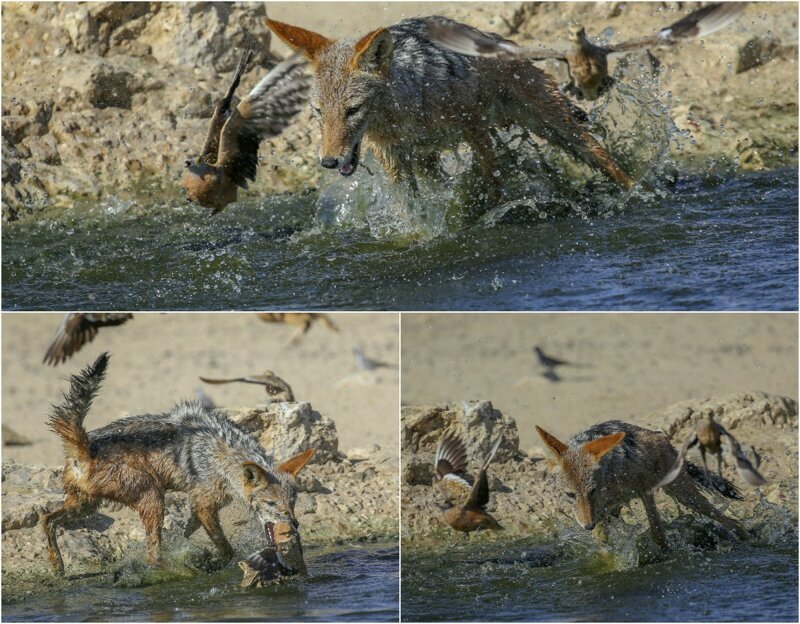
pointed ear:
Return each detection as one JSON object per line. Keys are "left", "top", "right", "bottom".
{"left": 536, "top": 425, "right": 568, "bottom": 459}
{"left": 278, "top": 448, "right": 315, "bottom": 477}
{"left": 242, "top": 461, "right": 270, "bottom": 489}
{"left": 582, "top": 432, "right": 625, "bottom": 462}
{"left": 351, "top": 28, "right": 393, "bottom": 73}
{"left": 267, "top": 19, "right": 332, "bottom": 62}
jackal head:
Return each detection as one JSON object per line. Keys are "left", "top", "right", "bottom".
{"left": 536, "top": 426, "right": 625, "bottom": 531}
{"left": 241, "top": 448, "right": 314, "bottom": 545}
{"left": 268, "top": 19, "right": 393, "bottom": 177}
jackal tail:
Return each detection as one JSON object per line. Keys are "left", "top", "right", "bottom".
{"left": 686, "top": 460, "right": 742, "bottom": 500}
{"left": 47, "top": 352, "right": 109, "bottom": 462}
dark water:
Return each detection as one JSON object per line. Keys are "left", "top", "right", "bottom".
{"left": 401, "top": 537, "right": 798, "bottom": 622}
{"left": 2, "top": 544, "right": 398, "bottom": 622}
{"left": 2, "top": 167, "right": 797, "bottom": 311}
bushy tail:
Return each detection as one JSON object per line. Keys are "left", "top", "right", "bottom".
{"left": 686, "top": 461, "right": 742, "bottom": 500}
{"left": 47, "top": 353, "right": 109, "bottom": 462}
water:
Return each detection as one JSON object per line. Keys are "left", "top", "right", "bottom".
{"left": 401, "top": 537, "right": 798, "bottom": 622}
{"left": 3, "top": 167, "right": 796, "bottom": 311}
{"left": 2, "top": 543, "right": 398, "bottom": 622}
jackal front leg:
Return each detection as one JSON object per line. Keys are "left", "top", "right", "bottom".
{"left": 194, "top": 503, "right": 234, "bottom": 562}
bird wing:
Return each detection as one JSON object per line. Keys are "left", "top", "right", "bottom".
{"left": 716, "top": 424, "right": 769, "bottom": 486}
{"left": 435, "top": 432, "right": 469, "bottom": 478}
{"left": 43, "top": 313, "right": 132, "bottom": 366}
{"left": 199, "top": 376, "right": 248, "bottom": 385}
{"left": 607, "top": 2, "right": 746, "bottom": 53}
{"left": 201, "top": 45, "right": 253, "bottom": 164}
{"left": 466, "top": 467, "right": 491, "bottom": 509}
{"left": 481, "top": 427, "right": 505, "bottom": 471}
{"left": 423, "top": 15, "right": 566, "bottom": 61}
{"left": 651, "top": 431, "right": 698, "bottom": 491}
{"left": 217, "top": 53, "right": 310, "bottom": 189}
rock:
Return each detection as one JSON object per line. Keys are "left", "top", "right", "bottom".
{"left": 401, "top": 400, "right": 519, "bottom": 464}
{"left": 403, "top": 457, "right": 434, "bottom": 486}
{"left": 223, "top": 402, "right": 338, "bottom": 464}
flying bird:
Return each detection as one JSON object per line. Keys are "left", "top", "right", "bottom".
{"left": 433, "top": 430, "right": 505, "bottom": 534}
{"left": 181, "top": 46, "right": 310, "bottom": 213}
{"left": 353, "top": 347, "right": 391, "bottom": 371}
{"left": 256, "top": 313, "right": 339, "bottom": 345}
{"left": 425, "top": 3, "right": 746, "bottom": 100}
{"left": 652, "top": 412, "right": 768, "bottom": 492}
{"left": 199, "top": 371, "right": 295, "bottom": 402}
{"left": 43, "top": 313, "right": 133, "bottom": 366}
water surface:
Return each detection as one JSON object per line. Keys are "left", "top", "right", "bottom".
{"left": 2, "top": 543, "right": 398, "bottom": 622}
{"left": 3, "top": 167, "right": 796, "bottom": 311}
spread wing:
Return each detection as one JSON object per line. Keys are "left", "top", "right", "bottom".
{"left": 43, "top": 313, "right": 133, "bottom": 366}
{"left": 651, "top": 431, "right": 698, "bottom": 492}
{"left": 717, "top": 424, "right": 769, "bottom": 486}
{"left": 434, "top": 432, "right": 472, "bottom": 504}
{"left": 424, "top": 16, "right": 566, "bottom": 62}
{"left": 607, "top": 2, "right": 746, "bottom": 53}
{"left": 466, "top": 467, "right": 490, "bottom": 509}
{"left": 217, "top": 53, "right": 310, "bottom": 189}
{"left": 201, "top": 45, "right": 253, "bottom": 164}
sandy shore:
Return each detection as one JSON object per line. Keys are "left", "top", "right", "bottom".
{"left": 1, "top": 312, "right": 398, "bottom": 462}
{"left": 401, "top": 313, "right": 798, "bottom": 451}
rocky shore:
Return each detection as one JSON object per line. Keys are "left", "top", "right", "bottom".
{"left": 1, "top": 401, "right": 398, "bottom": 601}
{"left": 401, "top": 392, "right": 798, "bottom": 546}
{"left": 2, "top": 2, "right": 797, "bottom": 220}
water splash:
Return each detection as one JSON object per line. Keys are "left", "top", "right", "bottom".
{"left": 312, "top": 64, "right": 677, "bottom": 239}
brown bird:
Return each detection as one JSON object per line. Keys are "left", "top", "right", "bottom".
{"left": 181, "top": 47, "right": 310, "bottom": 213}
{"left": 256, "top": 313, "right": 339, "bottom": 345}
{"left": 652, "top": 411, "right": 768, "bottom": 492}
{"left": 434, "top": 430, "right": 505, "bottom": 534}
{"left": 425, "top": 3, "right": 746, "bottom": 100}
{"left": 43, "top": 313, "right": 133, "bottom": 366}
{"left": 199, "top": 371, "right": 295, "bottom": 402}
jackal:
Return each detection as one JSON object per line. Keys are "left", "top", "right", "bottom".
{"left": 536, "top": 420, "right": 748, "bottom": 550}
{"left": 267, "top": 16, "right": 634, "bottom": 196}
{"left": 42, "top": 353, "right": 314, "bottom": 576}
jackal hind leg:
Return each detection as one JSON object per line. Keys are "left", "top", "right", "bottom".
{"left": 665, "top": 476, "right": 748, "bottom": 540}
{"left": 715, "top": 449, "right": 724, "bottom": 478}
{"left": 194, "top": 503, "right": 234, "bottom": 562}
{"left": 640, "top": 492, "right": 668, "bottom": 550}
{"left": 41, "top": 493, "right": 99, "bottom": 576}
{"left": 134, "top": 490, "right": 165, "bottom": 566}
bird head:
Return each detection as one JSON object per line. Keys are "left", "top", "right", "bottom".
{"left": 568, "top": 23, "right": 587, "bottom": 43}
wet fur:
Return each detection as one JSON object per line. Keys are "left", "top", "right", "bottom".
{"left": 43, "top": 354, "right": 312, "bottom": 575}
{"left": 538, "top": 420, "right": 747, "bottom": 550}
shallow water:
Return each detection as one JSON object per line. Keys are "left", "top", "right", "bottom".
{"left": 401, "top": 536, "right": 798, "bottom": 622}
{"left": 2, "top": 167, "right": 797, "bottom": 311}
{"left": 2, "top": 543, "right": 398, "bottom": 622}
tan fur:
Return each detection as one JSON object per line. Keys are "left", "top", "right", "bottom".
{"left": 256, "top": 312, "right": 339, "bottom": 344}
{"left": 268, "top": 18, "right": 634, "bottom": 193}
{"left": 536, "top": 423, "right": 748, "bottom": 550}
{"left": 43, "top": 442, "right": 313, "bottom": 575}
{"left": 267, "top": 19, "right": 332, "bottom": 63}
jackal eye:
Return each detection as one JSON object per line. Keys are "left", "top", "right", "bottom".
{"left": 345, "top": 105, "right": 361, "bottom": 118}
{"left": 565, "top": 491, "right": 576, "bottom": 500}
{"left": 311, "top": 106, "right": 321, "bottom": 116}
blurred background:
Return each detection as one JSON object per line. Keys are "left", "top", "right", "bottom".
{"left": 2, "top": 312, "right": 398, "bottom": 464}
{"left": 402, "top": 313, "right": 798, "bottom": 451}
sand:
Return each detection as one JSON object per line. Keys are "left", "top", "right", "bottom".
{"left": 401, "top": 313, "right": 798, "bottom": 451}
{"left": 1, "top": 312, "right": 398, "bottom": 464}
